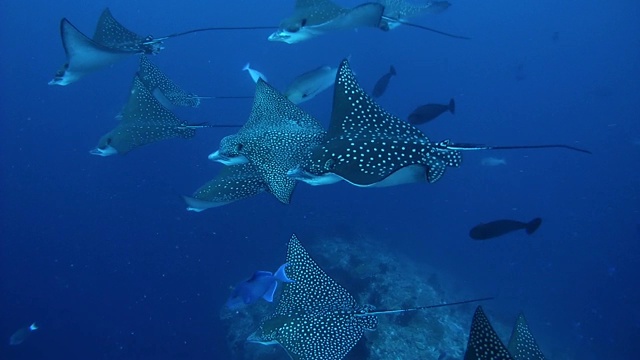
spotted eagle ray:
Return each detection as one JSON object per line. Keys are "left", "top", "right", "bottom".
{"left": 49, "top": 8, "right": 276, "bottom": 86}
{"left": 49, "top": 8, "right": 162, "bottom": 86}
{"left": 248, "top": 234, "right": 491, "bottom": 360}
{"left": 268, "top": 0, "right": 385, "bottom": 44}
{"left": 208, "top": 80, "right": 326, "bottom": 204}
{"left": 463, "top": 306, "right": 546, "bottom": 360}
{"left": 288, "top": 58, "right": 463, "bottom": 187}
{"left": 90, "top": 75, "right": 206, "bottom": 156}
{"left": 378, "top": 0, "right": 451, "bottom": 30}
{"left": 137, "top": 55, "right": 207, "bottom": 108}
{"left": 183, "top": 163, "right": 267, "bottom": 212}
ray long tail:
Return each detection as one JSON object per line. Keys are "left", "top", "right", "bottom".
{"left": 442, "top": 142, "right": 592, "bottom": 154}
{"left": 357, "top": 297, "right": 494, "bottom": 316}
{"left": 146, "top": 26, "right": 278, "bottom": 43}
{"left": 381, "top": 16, "right": 470, "bottom": 39}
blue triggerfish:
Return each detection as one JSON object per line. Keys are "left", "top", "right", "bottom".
{"left": 226, "top": 263, "right": 294, "bottom": 310}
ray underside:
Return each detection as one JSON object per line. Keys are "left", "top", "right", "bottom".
{"left": 61, "top": 19, "right": 133, "bottom": 74}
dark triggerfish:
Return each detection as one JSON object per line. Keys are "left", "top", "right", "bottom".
{"left": 372, "top": 65, "right": 397, "bottom": 98}
{"left": 469, "top": 218, "right": 542, "bottom": 240}
{"left": 408, "top": 98, "right": 455, "bottom": 125}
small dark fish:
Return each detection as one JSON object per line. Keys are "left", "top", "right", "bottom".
{"left": 408, "top": 98, "right": 455, "bottom": 125}
{"left": 469, "top": 218, "right": 542, "bottom": 240}
{"left": 372, "top": 65, "right": 396, "bottom": 98}
{"left": 226, "top": 263, "right": 293, "bottom": 310}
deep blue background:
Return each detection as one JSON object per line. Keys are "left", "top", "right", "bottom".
{"left": 1, "top": 0, "right": 639, "bottom": 359}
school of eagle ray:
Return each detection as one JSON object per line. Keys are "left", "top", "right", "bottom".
{"left": 46, "top": 2, "right": 592, "bottom": 358}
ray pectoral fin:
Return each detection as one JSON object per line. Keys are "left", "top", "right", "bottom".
{"left": 139, "top": 55, "right": 203, "bottom": 108}
{"left": 266, "top": 178, "right": 297, "bottom": 204}
{"left": 185, "top": 163, "right": 266, "bottom": 211}
{"left": 507, "top": 312, "right": 546, "bottom": 359}
{"left": 182, "top": 195, "right": 230, "bottom": 212}
{"left": 89, "top": 144, "right": 118, "bottom": 157}
{"left": 426, "top": 161, "right": 446, "bottom": 183}
{"left": 326, "top": 3, "right": 385, "bottom": 30}
{"left": 93, "top": 8, "right": 150, "bottom": 53}
{"left": 464, "top": 306, "right": 513, "bottom": 360}
{"left": 51, "top": 18, "right": 129, "bottom": 85}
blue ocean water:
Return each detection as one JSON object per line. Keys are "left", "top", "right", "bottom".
{"left": 1, "top": 0, "right": 639, "bottom": 359}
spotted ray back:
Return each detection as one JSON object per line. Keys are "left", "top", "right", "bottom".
{"left": 219, "top": 80, "right": 325, "bottom": 203}
{"left": 303, "top": 59, "right": 461, "bottom": 186}
{"left": 92, "top": 8, "right": 148, "bottom": 53}
{"left": 464, "top": 306, "right": 513, "bottom": 360}
{"left": 137, "top": 55, "right": 202, "bottom": 107}
{"left": 250, "top": 235, "right": 377, "bottom": 360}
{"left": 92, "top": 75, "right": 195, "bottom": 155}
{"left": 507, "top": 313, "right": 546, "bottom": 360}
{"left": 289, "top": 0, "right": 344, "bottom": 26}
{"left": 184, "top": 163, "right": 267, "bottom": 211}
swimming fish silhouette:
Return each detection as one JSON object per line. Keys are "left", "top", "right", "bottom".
{"left": 469, "top": 218, "right": 542, "bottom": 240}
{"left": 408, "top": 98, "right": 455, "bottom": 125}
{"left": 372, "top": 65, "right": 396, "bottom": 98}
